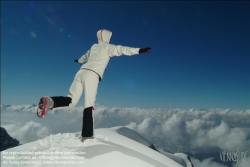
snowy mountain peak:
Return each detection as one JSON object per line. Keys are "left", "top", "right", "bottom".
{"left": 1, "top": 127, "right": 192, "bottom": 167}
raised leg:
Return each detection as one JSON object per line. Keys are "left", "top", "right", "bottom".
{"left": 51, "top": 96, "right": 72, "bottom": 108}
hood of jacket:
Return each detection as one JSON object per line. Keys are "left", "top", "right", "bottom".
{"left": 97, "top": 29, "right": 112, "bottom": 44}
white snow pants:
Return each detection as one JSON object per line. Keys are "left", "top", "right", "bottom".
{"left": 67, "top": 69, "right": 99, "bottom": 109}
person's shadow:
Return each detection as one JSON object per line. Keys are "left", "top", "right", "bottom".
{"left": 71, "top": 138, "right": 178, "bottom": 167}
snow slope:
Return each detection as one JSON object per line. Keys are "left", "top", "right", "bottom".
{"left": 1, "top": 127, "right": 192, "bottom": 167}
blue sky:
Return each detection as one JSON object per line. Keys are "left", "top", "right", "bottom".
{"left": 1, "top": 1, "right": 250, "bottom": 110}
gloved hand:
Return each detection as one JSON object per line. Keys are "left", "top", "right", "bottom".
{"left": 139, "top": 47, "right": 151, "bottom": 54}
{"left": 74, "top": 59, "right": 78, "bottom": 63}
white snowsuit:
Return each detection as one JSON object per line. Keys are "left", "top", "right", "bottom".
{"left": 67, "top": 29, "right": 140, "bottom": 108}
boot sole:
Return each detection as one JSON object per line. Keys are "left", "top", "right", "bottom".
{"left": 37, "top": 97, "right": 48, "bottom": 118}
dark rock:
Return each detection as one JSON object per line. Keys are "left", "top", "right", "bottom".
{"left": 0, "top": 127, "right": 20, "bottom": 151}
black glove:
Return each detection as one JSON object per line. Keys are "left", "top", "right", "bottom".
{"left": 74, "top": 59, "right": 78, "bottom": 63}
{"left": 139, "top": 47, "right": 151, "bottom": 54}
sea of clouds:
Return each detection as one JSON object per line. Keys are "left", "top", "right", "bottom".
{"left": 1, "top": 104, "right": 250, "bottom": 167}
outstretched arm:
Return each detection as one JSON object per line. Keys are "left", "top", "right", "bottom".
{"left": 107, "top": 44, "right": 151, "bottom": 57}
{"left": 107, "top": 44, "right": 139, "bottom": 57}
{"left": 74, "top": 50, "right": 90, "bottom": 64}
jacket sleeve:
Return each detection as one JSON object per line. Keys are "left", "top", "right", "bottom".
{"left": 78, "top": 50, "right": 90, "bottom": 63}
{"left": 107, "top": 44, "right": 140, "bottom": 57}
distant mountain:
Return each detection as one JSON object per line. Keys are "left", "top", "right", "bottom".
{"left": 0, "top": 127, "right": 20, "bottom": 151}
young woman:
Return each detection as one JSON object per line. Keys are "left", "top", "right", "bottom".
{"left": 37, "top": 29, "right": 151, "bottom": 139}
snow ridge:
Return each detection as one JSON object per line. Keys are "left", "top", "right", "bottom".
{"left": 1, "top": 127, "right": 192, "bottom": 167}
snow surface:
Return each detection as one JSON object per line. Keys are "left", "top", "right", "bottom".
{"left": 1, "top": 127, "right": 191, "bottom": 167}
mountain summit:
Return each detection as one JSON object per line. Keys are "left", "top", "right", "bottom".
{"left": 1, "top": 127, "right": 193, "bottom": 167}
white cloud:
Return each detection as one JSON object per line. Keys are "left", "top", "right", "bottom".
{"left": 161, "top": 114, "right": 188, "bottom": 145}
{"left": 192, "top": 121, "right": 250, "bottom": 151}
{"left": 186, "top": 119, "right": 207, "bottom": 135}
{"left": 126, "top": 117, "right": 161, "bottom": 141}
{"left": 3, "top": 121, "right": 49, "bottom": 144}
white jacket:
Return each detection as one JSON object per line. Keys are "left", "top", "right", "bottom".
{"left": 78, "top": 29, "right": 140, "bottom": 81}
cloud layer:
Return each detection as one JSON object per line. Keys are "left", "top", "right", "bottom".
{"left": 3, "top": 121, "right": 49, "bottom": 143}
{"left": 1, "top": 104, "right": 250, "bottom": 167}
